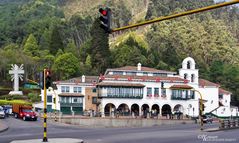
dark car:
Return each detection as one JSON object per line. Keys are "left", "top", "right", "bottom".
{"left": 202, "top": 115, "right": 213, "bottom": 123}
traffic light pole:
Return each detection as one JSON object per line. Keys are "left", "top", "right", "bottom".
{"left": 43, "top": 69, "right": 48, "bottom": 142}
{"left": 111, "top": 0, "right": 239, "bottom": 33}
{"left": 165, "top": 86, "right": 204, "bottom": 131}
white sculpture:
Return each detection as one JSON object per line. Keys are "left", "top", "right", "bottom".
{"left": 9, "top": 64, "right": 24, "bottom": 95}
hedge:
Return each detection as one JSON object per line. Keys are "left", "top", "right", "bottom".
{"left": 0, "top": 100, "right": 32, "bottom": 106}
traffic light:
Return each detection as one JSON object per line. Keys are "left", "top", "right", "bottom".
{"left": 202, "top": 104, "right": 205, "bottom": 111}
{"left": 161, "top": 82, "right": 164, "bottom": 88}
{"left": 99, "top": 7, "right": 111, "bottom": 33}
{"left": 45, "top": 69, "right": 51, "bottom": 89}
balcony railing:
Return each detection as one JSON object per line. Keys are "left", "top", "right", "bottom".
{"left": 171, "top": 96, "right": 190, "bottom": 100}
{"left": 99, "top": 94, "right": 143, "bottom": 99}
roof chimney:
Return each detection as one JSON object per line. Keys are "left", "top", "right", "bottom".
{"left": 137, "top": 63, "right": 141, "bottom": 71}
{"left": 82, "top": 75, "right": 85, "bottom": 83}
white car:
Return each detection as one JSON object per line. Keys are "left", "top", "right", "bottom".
{"left": 0, "top": 106, "right": 5, "bottom": 119}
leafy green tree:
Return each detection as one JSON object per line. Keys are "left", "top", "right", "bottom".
{"left": 112, "top": 36, "right": 147, "bottom": 67}
{"left": 53, "top": 53, "right": 80, "bottom": 80}
{"left": 23, "top": 34, "right": 39, "bottom": 57}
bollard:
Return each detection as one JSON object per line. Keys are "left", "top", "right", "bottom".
{"left": 111, "top": 111, "right": 115, "bottom": 118}
{"left": 220, "top": 120, "right": 224, "bottom": 129}
{"left": 72, "top": 111, "right": 75, "bottom": 117}
{"left": 59, "top": 112, "right": 62, "bottom": 122}
{"left": 90, "top": 111, "right": 93, "bottom": 117}
{"left": 224, "top": 120, "right": 228, "bottom": 129}
{"left": 132, "top": 112, "right": 135, "bottom": 118}
{"left": 147, "top": 113, "right": 150, "bottom": 119}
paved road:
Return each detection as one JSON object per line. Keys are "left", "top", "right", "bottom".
{"left": 0, "top": 117, "right": 238, "bottom": 143}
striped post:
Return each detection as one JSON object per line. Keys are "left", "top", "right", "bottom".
{"left": 43, "top": 69, "right": 48, "bottom": 142}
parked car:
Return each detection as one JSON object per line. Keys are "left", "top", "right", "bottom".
{"left": 202, "top": 115, "right": 213, "bottom": 123}
{"left": 0, "top": 106, "right": 5, "bottom": 119}
{"left": 2, "top": 105, "right": 12, "bottom": 117}
{"left": 12, "top": 104, "right": 37, "bottom": 121}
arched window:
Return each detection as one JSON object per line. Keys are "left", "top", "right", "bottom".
{"left": 184, "top": 73, "right": 188, "bottom": 80}
{"left": 187, "top": 61, "right": 191, "bottom": 69}
{"left": 191, "top": 74, "right": 195, "bottom": 82}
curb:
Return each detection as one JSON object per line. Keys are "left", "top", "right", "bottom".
{"left": 204, "top": 127, "right": 239, "bottom": 132}
{"left": 0, "top": 121, "right": 9, "bottom": 133}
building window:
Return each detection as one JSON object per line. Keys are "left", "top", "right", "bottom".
{"left": 219, "top": 94, "right": 223, "bottom": 99}
{"left": 126, "top": 72, "right": 136, "bottom": 75}
{"left": 154, "top": 88, "right": 159, "bottom": 97}
{"left": 161, "top": 88, "right": 166, "bottom": 97}
{"left": 92, "top": 88, "right": 97, "bottom": 93}
{"left": 147, "top": 87, "right": 152, "bottom": 97}
{"left": 61, "top": 86, "right": 70, "bottom": 93}
{"left": 113, "top": 71, "right": 123, "bottom": 75}
{"left": 190, "top": 91, "right": 195, "bottom": 99}
{"left": 184, "top": 73, "right": 188, "bottom": 80}
{"left": 73, "top": 87, "right": 82, "bottom": 93}
{"left": 143, "top": 72, "right": 148, "bottom": 76}
{"left": 47, "top": 96, "right": 52, "bottom": 103}
{"left": 153, "top": 73, "right": 167, "bottom": 77}
{"left": 187, "top": 61, "right": 191, "bottom": 69}
{"left": 191, "top": 74, "right": 195, "bottom": 82}
{"left": 92, "top": 97, "right": 97, "bottom": 104}
{"left": 172, "top": 90, "right": 194, "bottom": 100}
{"left": 60, "top": 97, "right": 70, "bottom": 103}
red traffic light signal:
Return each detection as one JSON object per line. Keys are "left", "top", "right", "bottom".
{"left": 99, "top": 7, "right": 111, "bottom": 33}
{"left": 99, "top": 8, "right": 107, "bottom": 16}
{"left": 45, "top": 69, "right": 52, "bottom": 89}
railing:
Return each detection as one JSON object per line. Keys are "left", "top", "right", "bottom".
{"left": 99, "top": 95, "right": 143, "bottom": 99}
{"left": 171, "top": 96, "right": 190, "bottom": 100}
{"left": 219, "top": 119, "right": 239, "bottom": 129}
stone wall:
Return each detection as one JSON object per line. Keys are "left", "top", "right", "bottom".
{"left": 58, "top": 117, "right": 194, "bottom": 128}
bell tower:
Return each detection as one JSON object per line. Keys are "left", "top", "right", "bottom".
{"left": 179, "top": 57, "right": 199, "bottom": 84}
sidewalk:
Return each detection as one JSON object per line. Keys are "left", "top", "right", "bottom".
{"left": 0, "top": 120, "right": 9, "bottom": 133}
{"left": 10, "top": 138, "right": 83, "bottom": 143}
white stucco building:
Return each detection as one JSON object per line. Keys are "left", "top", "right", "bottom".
{"left": 97, "top": 57, "right": 238, "bottom": 118}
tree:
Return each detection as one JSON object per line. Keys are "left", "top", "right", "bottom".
{"left": 53, "top": 53, "right": 80, "bottom": 80}
{"left": 89, "top": 19, "right": 111, "bottom": 74}
{"left": 49, "top": 26, "right": 64, "bottom": 55}
{"left": 23, "top": 34, "right": 39, "bottom": 57}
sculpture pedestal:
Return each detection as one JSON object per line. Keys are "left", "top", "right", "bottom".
{"left": 9, "top": 91, "right": 23, "bottom": 95}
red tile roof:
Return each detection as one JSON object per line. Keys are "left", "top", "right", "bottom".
{"left": 199, "top": 79, "right": 220, "bottom": 87}
{"left": 219, "top": 88, "right": 231, "bottom": 95}
{"left": 170, "top": 84, "right": 193, "bottom": 89}
{"left": 58, "top": 93, "right": 84, "bottom": 97}
{"left": 107, "top": 66, "right": 175, "bottom": 73}
{"left": 97, "top": 82, "right": 145, "bottom": 87}
{"left": 104, "top": 75, "right": 186, "bottom": 82}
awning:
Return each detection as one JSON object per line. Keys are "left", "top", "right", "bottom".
{"left": 170, "top": 84, "right": 193, "bottom": 89}
{"left": 97, "top": 82, "right": 145, "bottom": 87}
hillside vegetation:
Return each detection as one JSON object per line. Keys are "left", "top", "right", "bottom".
{"left": 0, "top": 0, "right": 239, "bottom": 105}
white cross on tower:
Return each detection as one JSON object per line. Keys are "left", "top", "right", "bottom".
{"left": 9, "top": 64, "right": 24, "bottom": 95}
